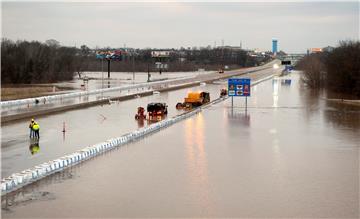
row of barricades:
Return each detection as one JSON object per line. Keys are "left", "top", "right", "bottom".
{"left": 0, "top": 75, "right": 197, "bottom": 108}
{"left": 0, "top": 105, "right": 203, "bottom": 195}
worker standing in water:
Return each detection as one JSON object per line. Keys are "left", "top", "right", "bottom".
{"left": 32, "top": 122, "right": 40, "bottom": 139}
{"left": 29, "top": 119, "right": 35, "bottom": 138}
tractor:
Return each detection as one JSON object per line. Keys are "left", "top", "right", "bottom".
{"left": 147, "top": 103, "right": 168, "bottom": 120}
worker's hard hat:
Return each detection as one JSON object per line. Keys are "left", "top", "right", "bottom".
{"left": 31, "top": 119, "right": 34, "bottom": 122}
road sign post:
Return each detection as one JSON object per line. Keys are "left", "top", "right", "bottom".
{"left": 228, "top": 78, "right": 251, "bottom": 112}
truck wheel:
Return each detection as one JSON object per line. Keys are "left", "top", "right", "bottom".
{"left": 176, "top": 103, "right": 183, "bottom": 109}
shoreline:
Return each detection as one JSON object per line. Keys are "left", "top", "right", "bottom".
{"left": 324, "top": 98, "right": 360, "bottom": 106}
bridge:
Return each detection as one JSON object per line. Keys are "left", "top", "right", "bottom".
{"left": 277, "top": 53, "right": 306, "bottom": 66}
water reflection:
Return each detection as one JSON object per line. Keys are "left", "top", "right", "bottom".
{"left": 299, "top": 85, "right": 360, "bottom": 130}
{"left": 184, "top": 114, "right": 212, "bottom": 212}
{"left": 272, "top": 79, "right": 279, "bottom": 108}
{"left": 280, "top": 79, "right": 292, "bottom": 86}
{"left": 29, "top": 140, "right": 40, "bottom": 155}
{"left": 227, "top": 110, "right": 251, "bottom": 127}
{"left": 137, "top": 118, "right": 145, "bottom": 128}
{"left": 324, "top": 101, "right": 360, "bottom": 130}
{"left": 297, "top": 75, "right": 325, "bottom": 123}
{"left": 1, "top": 169, "right": 75, "bottom": 211}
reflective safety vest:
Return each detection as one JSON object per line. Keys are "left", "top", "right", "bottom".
{"left": 32, "top": 123, "right": 40, "bottom": 130}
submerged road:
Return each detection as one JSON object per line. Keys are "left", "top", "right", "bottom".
{"left": 2, "top": 72, "right": 359, "bottom": 218}
{"left": 1, "top": 65, "right": 280, "bottom": 178}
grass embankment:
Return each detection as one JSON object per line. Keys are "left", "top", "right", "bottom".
{"left": 1, "top": 85, "right": 73, "bottom": 101}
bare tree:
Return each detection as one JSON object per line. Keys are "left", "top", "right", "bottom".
{"left": 299, "top": 54, "right": 326, "bottom": 88}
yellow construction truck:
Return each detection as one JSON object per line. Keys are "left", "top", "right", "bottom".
{"left": 176, "top": 91, "right": 210, "bottom": 109}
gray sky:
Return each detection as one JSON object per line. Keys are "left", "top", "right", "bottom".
{"left": 1, "top": 1, "right": 359, "bottom": 53}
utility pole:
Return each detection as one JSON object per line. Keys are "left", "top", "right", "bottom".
{"left": 101, "top": 59, "right": 104, "bottom": 89}
{"left": 107, "top": 58, "right": 111, "bottom": 78}
{"left": 222, "top": 39, "right": 224, "bottom": 71}
{"left": 132, "top": 51, "right": 135, "bottom": 83}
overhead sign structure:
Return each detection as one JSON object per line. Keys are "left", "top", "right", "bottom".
{"left": 155, "top": 62, "right": 168, "bottom": 69}
{"left": 95, "top": 50, "right": 126, "bottom": 79}
{"left": 96, "top": 50, "right": 125, "bottom": 60}
{"left": 228, "top": 78, "right": 251, "bottom": 97}
{"left": 151, "top": 51, "right": 170, "bottom": 58}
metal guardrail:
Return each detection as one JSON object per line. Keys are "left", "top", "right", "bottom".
{"left": 0, "top": 75, "right": 198, "bottom": 109}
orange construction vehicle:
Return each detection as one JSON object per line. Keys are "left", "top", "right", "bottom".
{"left": 176, "top": 91, "right": 210, "bottom": 109}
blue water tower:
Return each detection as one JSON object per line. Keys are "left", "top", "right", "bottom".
{"left": 272, "top": 38, "right": 278, "bottom": 54}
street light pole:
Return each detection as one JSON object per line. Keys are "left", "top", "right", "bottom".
{"left": 132, "top": 52, "right": 135, "bottom": 83}
{"left": 101, "top": 59, "right": 104, "bottom": 87}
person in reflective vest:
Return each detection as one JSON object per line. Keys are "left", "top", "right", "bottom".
{"left": 29, "top": 119, "right": 35, "bottom": 138}
{"left": 32, "top": 122, "right": 40, "bottom": 139}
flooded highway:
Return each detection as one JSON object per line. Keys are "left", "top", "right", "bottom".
{"left": 2, "top": 72, "right": 359, "bottom": 218}
{"left": 1, "top": 65, "right": 278, "bottom": 179}
{"left": 1, "top": 82, "right": 222, "bottom": 178}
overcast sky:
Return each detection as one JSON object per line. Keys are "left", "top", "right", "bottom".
{"left": 1, "top": 1, "right": 359, "bottom": 53}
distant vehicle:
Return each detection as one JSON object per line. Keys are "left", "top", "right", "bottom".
{"left": 135, "top": 107, "right": 146, "bottom": 120}
{"left": 176, "top": 91, "right": 210, "bottom": 109}
{"left": 218, "top": 69, "right": 224, "bottom": 74}
{"left": 220, "top": 89, "right": 227, "bottom": 97}
{"left": 147, "top": 103, "right": 168, "bottom": 119}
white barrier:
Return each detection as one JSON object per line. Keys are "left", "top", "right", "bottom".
{"left": 1, "top": 75, "right": 197, "bottom": 108}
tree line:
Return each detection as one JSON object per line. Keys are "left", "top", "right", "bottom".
{"left": 1, "top": 39, "right": 272, "bottom": 84}
{"left": 296, "top": 40, "right": 360, "bottom": 97}
{"left": 1, "top": 39, "right": 78, "bottom": 84}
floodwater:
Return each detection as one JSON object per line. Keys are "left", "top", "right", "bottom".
{"left": 2, "top": 72, "right": 359, "bottom": 218}
{"left": 1, "top": 82, "right": 223, "bottom": 178}
{"left": 1, "top": 65, "right": 278, "bottom": 179}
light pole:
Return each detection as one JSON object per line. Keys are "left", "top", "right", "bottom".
{"left": 132, "top": 52, "right": 135, "bottom": 83}
{"left": 101, "top": 58, "right": 104, "bottom": 89}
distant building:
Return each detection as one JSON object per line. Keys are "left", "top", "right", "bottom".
{"left": 322, "top": 46, "right": 335, "bottom": 53}
{"left": 272, "top": 38, "right": 278, "bottom": 54}
{"left": 309, "top": 48, "right": 323, "bottom": 54}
